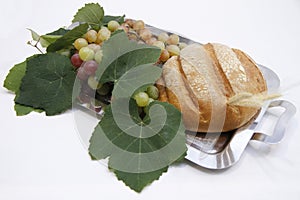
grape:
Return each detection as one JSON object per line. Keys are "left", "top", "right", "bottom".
{"left": 87, "top": 75, "right": 101, "bottom": 90}
{"left": 71, "top": 53, "right": 83, "bottom": 68}
{"left": 74, "top": 38, "right": 88, "bottom": 50}
{"left": 125, "top": 19, "right": 134, "bottom": 27}
{"left": 146, "top": 37, "right": 157, "bottom": 45}
{"left": 159, "top": 49, "right": 170, "bottom": 62}
{"left": 85, "top": 30, "right": 97, "bottom": 43}
{"left": 139, "top": 28, "right": 152, "bottom": 41}
{"left": 118, "top": 23, "right": 130, "bottom": 33}
{"left": 157, "top": 32, "right": 169, "bottom": 43}
{"left": 97, "top": 27, "right": 111, "bottom": 42}
{"left": 77, "top": 67, "right": 88, "bottom": 80}
{"left": 83, "top": 60, "right": 98, "bottom": 75}
{"left": 87, "top": 43, "right": 101, "bottom": 52}
{"left": 145, "top": 98, "right": 154, "bottom": 112}
{"left": 133, "top": 20, "right": 145, "bottom": 31}
{"left": 79, "top": 46, "right": 95, "bottom": 61}
{"left": 134, "top": 92, "right": 149, "bottom": 107}
{"left": 128, "top": 32, "right": 139, "bottom": 41}
{"left": 179, "top": 42, "right": 188, "bottom": 49}
{"left": 167, "top": 34, "right": 180, "bottom": 45}
{"left": 108, "top": 20, "right": 120, "bottom": 32}
{"left": 152, "top": 41, "right": 165, "bottom": 50}
{"left": 78, "top": 93, "right": 90, "bottom": 104}
{"left": 94, "top": 50, "right": 103, "bottom": 64}
{"left": 166, "top": 44, "right": 180, "bottom": 56}
{"left": 146, "top": 85, "right": 159, "bottom": 100}
{"left": 81, "top": 82, "right": 94, "bottom": 96}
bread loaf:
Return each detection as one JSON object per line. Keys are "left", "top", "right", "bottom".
{"left": 157, "top": 43, "right": 267, "bottom": 132}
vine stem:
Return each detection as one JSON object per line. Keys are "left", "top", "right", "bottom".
{"left": 27, "top": 37, "right": 44, "bottom": 54}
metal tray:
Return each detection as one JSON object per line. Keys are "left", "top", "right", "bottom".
{"left": 75, "top": 24, "right": 296, "bottom": 170}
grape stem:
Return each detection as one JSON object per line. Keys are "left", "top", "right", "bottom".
{"left": 27, "top": 38, "right": 44, "bottom": 54}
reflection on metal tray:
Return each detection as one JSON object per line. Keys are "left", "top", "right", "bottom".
{"left": 76, "top": 24, "right": 296, "bottom": 170}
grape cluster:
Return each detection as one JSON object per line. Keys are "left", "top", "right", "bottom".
{"left": 134, "top": 85, "right": 159, "bottom": 107}
{"left": 70, "top": 21, "right": 120, "bottom": 110}
{"left": 72, "top": 19, "right": 185, "bottom": 113}
{"left": 122, "top": 19, "right": 188, "bottom": 63}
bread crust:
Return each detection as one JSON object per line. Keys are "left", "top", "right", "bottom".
{"left": 158, "top": 43, "right": 267, "bottom": 132}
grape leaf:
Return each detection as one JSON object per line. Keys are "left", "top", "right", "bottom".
{"left": 28, "top": 29, "right": 62, "bottom": 48}
{"left": 14, "top": 103, "right": 43, "bottom": 116}
{"left": 95, "top": 31, "right": 161, "bottom": 83}
{"left": 47, "top": 23, "right": 88, "bottom": 52}
{"left": 46, "top": 28, "right": 69, "bottom": 36}
{"left": 72, "top": 3, "right": 104, "bottom": 25}
{"left": 113, "top": 167, "right": 168, "bottom": 193}
{"left": 3, "top": 60, "right": 43, "bottom": 115}
{"left": 15, "top": 53, "right": 76, "bottom": 116}
{"left": 3, "top": 61, "right": 26, "bottom": 93}
{"left": 89, "top": 99, "right": 187, "bottom": 192}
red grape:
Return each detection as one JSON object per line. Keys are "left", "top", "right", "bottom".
{"left": 77, "top": 67, "right": 88, "bottom": 80}
{"left": 83, "top": 60, "right": 98, "bottom": 75}
{"left": 71, "top": 53, "right": 83, "bottom": 68}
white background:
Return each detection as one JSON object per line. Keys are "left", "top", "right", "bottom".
{"left": 1, "top": 0, "right": 300, "bottom": 199}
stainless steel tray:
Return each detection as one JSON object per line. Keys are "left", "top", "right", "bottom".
{"left": 75, "top": 24, "right": 296, "bottom": 170}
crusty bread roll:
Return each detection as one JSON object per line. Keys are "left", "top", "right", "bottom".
{"left": 157, "top": 43, "right": 267, "bottom": 132}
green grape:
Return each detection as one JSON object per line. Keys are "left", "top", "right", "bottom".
{"left": 159, "top": 49, "right": 170, "bottom": 62}
{"left": 167, "top": 34, "right": 180, "bottom": 45}
{"left": 139, "top": 28, "right": 152, "bottom": 41}
{"left": 166, "top": 44, "right": 180, "bottom": 56}
{"left": 133, "top": 20, "right": 145, "bottom": 31}
{"left": 87, "top": 43, "right": 101, "bottom": 52}
{"left": 79, "top": 46, "right": 95, "bottom": 61}
{"left": 146, "top": 85, "right": 159, "bottom": 100}
{"left": 146, "top": 37, "right": 157, "bottom": 45}
{"left": 179, "top": 42, "right": 188, "bottom": 49}
{"left": 97, "top": 27, "right": 111, "bottom": 42}
{"left": 134, "top": 92, "right": 149, "bottom": 107}
{"left": 87, "top": 75, "right": 101, "bottom": 90}
{"left": 157, "top": 32, "right": 169, "bottom": 43}
{"left": 152, "top": 41, "right": 165, "bottom": 50}
{"left": 108, "top": 20, "right": 120, "bottom": 32}
{"left": 94, "top": 50, "right": 103, "bottom": 64}
{"left": 74, "top": 38, "right": 88, "bottom": 50}
{"left": 85, "top": 30, "right": 97, "bottom": 43}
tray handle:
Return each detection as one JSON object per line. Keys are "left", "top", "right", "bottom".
{"left": 251, "top": 100, "right": 296, "bottom": 144}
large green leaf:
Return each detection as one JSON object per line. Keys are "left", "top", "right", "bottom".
{"left": 72, "top": 3, "right": 104, "bottom": 25}
{"left": 95, "top": 31, "right": 161, "bottom": 83}
{"left": 15, "top": 53, "right": 76, "bottom": 116}
{"left": 89, "top": 99, "right": 187, "bottom": 192}
{"left": 47, "top": 23, "right": 88, "bottom": 52}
